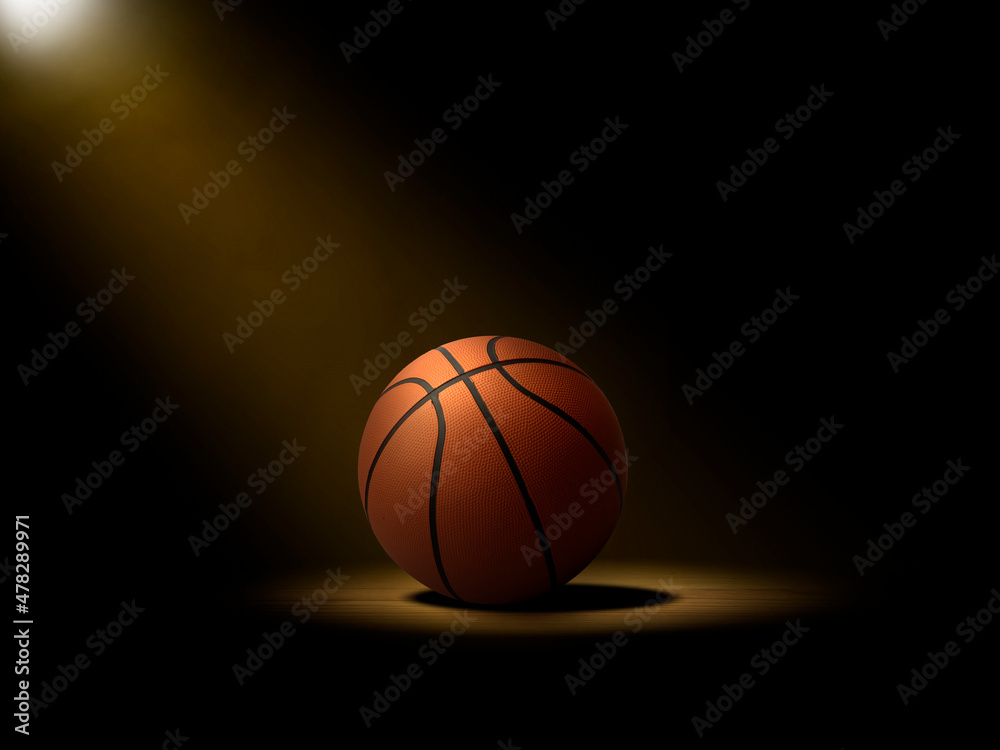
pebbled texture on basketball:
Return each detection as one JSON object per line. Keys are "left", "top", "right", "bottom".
{"left": 358, "top": 335, "right": 628, "bottom": 605}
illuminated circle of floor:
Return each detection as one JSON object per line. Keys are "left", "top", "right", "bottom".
{"left": 245, "top": 561, "right": 850, "bottom": 638}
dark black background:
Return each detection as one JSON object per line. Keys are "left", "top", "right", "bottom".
{"left": 7, "top": 1, "right": 996, "bottom": 746}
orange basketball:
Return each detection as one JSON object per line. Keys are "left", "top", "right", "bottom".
{"left": 358, "top": 335, "right": 628, "bottom": 604}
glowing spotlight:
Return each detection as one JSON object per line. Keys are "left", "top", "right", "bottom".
{"left": 3, "top": 0, "right": 39, "bottom": 19}
{"left": 2, "top": 0, "right": 98, "bottom": 56}
{"left": 3, "top": 0, "right": 62, "bottom": 28}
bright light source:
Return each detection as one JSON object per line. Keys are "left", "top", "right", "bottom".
{"left": 3, "top": 0, "right": 39, "bottom": 19}
{"left": 3, "top": 0, "right": 55, "bottom": 27}
{"left": 2, "top": 0, "right": 98, "bottom": 56}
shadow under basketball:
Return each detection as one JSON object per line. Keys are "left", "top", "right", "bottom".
{"left": 411, "top": 583, "right": 675, "bottom": 612}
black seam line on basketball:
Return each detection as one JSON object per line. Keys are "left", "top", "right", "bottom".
{"left": 364, "top": 358, "right": 592, "bottom": 516}
{"left": 435, "top": 345, "right": 559, "bottom": 593}
{"left": 381, "top": 377, "right": 434, "bottom": 397}
{"left": 377, "top": 356, "right": 591, "bottom": 400}
{"left": 486, "top": 337, "right": 624, "bottom": 514}
{"left": 364, "top": 380, "right": 432, "bottom": 519}
{"left": 427, "top": 392, "right": 460, "bottom": 600}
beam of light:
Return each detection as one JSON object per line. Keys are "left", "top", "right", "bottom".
{"left": 0, "top": 1, "right": 807, "bottom": 576}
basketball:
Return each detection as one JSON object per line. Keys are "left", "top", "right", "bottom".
{"left": 358, "top": 335, "right": 628, "bottom": 604}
